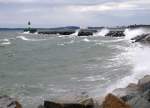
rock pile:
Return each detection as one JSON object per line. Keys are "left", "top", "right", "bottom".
{"left": 131, "top": 34, "right": 150, "bottom": 43}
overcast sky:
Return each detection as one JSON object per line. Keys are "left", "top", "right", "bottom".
{"left": 0, "top": 0, "right": 150, "bottom": 28}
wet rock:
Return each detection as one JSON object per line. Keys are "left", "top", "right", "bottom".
{"left": 105, "top": 31, "right": 125, "bottom": 37}
{"left": 38, "top": 31, "right": 75, "bottom": 35}
{"left": 102, "top": 93, "right": 131, "bottom": 108}
{"left": 24, "top": 28, "right": 37, "bottom": 33}
{"left": 112, "top": 83, "right": 139, "bottom": 101}
{"left": 44, "top": 98, "right": 94, "bottom": 108}
{"left": 37, "top": 104, "right": 45, "bottom": 108}
{"left": 0, "top": 96, "right": 22, "bottom": 108}
{"left": 138, "top": 75, "right": 150, "bottom": 92}
{"left": 131, "top": 34, "right": 150, "bottom": 43}
{"left": 79, "top": 98, "right": 94, "bottom": 108}
{"left": 78, "top": 29, "right": 97, "bottom": 36}
{"left": 127, "top": 90, "right": 150, "bottom": 108}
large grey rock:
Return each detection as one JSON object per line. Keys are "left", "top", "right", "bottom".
{"left": 105, "top": 31, "right": 125, "bottom": 37}
{"left": 112, "top": 83, "right": 139, "bottom": 101}
{"left": 78, "top": 29, "right": 97, "bottom": 36}
{"left": 0, "top": 96, "right": 22, "bottom": 108}
{"left": 131, "top": 34, "right": 150, "bottom": 43}
{"left": 138, "top": 75, "right": 150, "bottom": 92}
{"left": 44, "top": 98, "right": 94, "bottom": 108}
{"left": 127, "top": 90, "right": 150, "bottom": 108}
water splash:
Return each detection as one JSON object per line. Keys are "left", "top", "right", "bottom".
{"left": 93, "top": 28, "right": 109, "bottom": 37}
{"left": 16, "top": 36, "right": 30, "bottom": 41}
{"left": 106, "top": 44, "right": 150, "bottom": 94}
{"left": 71, "top": 29, "right": 79, "bottom": 36}
{"left": 82, "top": 38, "right": 90, "bottom": 42}
{"left": 16, "top": 36, "right": 46, "bottom": 41}
{"left": 124, "top": 28, "right": 147, "bottom": 40}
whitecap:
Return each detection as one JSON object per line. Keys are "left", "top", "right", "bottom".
{"left": 16, "top": 36, "right": 30, "bottom": 41}
{"left": 124, "top": 28, "right": 147, "bottom": 40}
{"left": 78, "top": 75, "right": 106, "bottom": 82}
{"left": 1, "top": 41, "right": 11, "bottom": 45}
{"left": 93, "top": 28, "right": 109, "bottom": 37}
{"left": 23, "top": 31, "right": 30, "bottom": 34}
{"left": 16, "top": 36, "right": 47, "bottom": 41}
{"left": 82, "top": 38, "right": 90, "bottom": 42}
{"left": 106, "top": 44, "right": 150, "bottom": 94}
{"left": 71, "top": 29, "right": 79, "bottom": 36}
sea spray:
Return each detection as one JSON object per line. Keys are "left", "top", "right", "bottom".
{"left": 16, "top": 36, "right": 47, "bottom": 41}
{"left": 106, "top": 44, "right": 150, "bottom": 94}
{"left": 124, "top": 28, "right": 146, "bottom": 40}
{"left": 16, "top": 36, "right": 30, "bottom": 41}
{"left": 82, "top": 38, "right": 90, "bottom": 42}
{"left": 71, "top": 29, "right": 80, "bottom": 36}
{"left": 93, "top": 28, "right": 109, "bottom": 37}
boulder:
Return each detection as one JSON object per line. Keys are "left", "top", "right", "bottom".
{"left": 105, "top": 31, "right": 125, "bottom": 37}
{"left": 127, "top": 90, "right": 150, "bottom": 108}
{"left": 78, "top": 29, "right": 97, "bottom": 36}
{"left": 102, "top": 93, "right": 131, "bottom": 108}
{"left": 112, "top": 83, "right": 139, "bottom": 102}
{"left": 44, "top": 98, "right": 94, "bottom": 108}
{"left": 24, "top": 28, "right": 37, "bottom": 33}
{"left": 131, "top": 34, "right": 150, "bottom": 43}
{"left": 0, "top": 96, "right": 22, "bottom": 108}
{"left": 138, "top": 75, "right": 150, "bottom": 92}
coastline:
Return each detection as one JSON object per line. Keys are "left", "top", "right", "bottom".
{"left": 0, "top": 28, "right": 150, "bottom": 108}
{"left": 1, "top": 74, "right": 149, "bottom": 108}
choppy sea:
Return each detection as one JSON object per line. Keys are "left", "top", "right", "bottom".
{"left": 0, "top": 28, "right": 150, "bottom": 108}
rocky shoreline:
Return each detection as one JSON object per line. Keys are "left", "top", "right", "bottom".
{"left": 1, "top": 75, "right": 150, "bottom": 108}
{"left": 1, "top": 27, "right": 150, "bottom": 108}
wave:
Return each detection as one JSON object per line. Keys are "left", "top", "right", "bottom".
{"left": 124, "top": 28, "right": 147, "bottom": 40}
{"left": 71, "top": 29, "right": 79, "bottom": 36}
{"left": 93, "top": 28, "right": 109, "bottom": 37}
{"left": 82, "top": 38, "right": 90, "bottom": 42}
{"left": 16, "top": 36, "right": 30, "bottom": 41}
{"left": 106, "top": 44, "right": 150, "bottom": 94}
{"left": 16, "top": 36, "right": 47, "bottom": 41}
{"left": 23, "top": 31, "right": 30, "bottom": 34}
{"left": 0, "top": 38, "right": 11, "bottom": 46}
{"left": 1, "top": 41, "right": 11, "bottom": 45}
{"left": 0, "top": 38, "right": 9, "bottom": 42}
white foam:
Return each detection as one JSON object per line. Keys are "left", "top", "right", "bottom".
{"left": 16, "top": 36, "right": 47, "bottom": 41}
{"left": 93, "top": 28, "right": 109, "bottom": 37}
{"left": 1, "top": 41, "right": 11, "bottom": 45}
{"left": 71, "top": 29, "right": 79, "bottom": 36}
{"left": 78, "top": 75, "right": 105, "bottom": 82}
{"left": 106, "top": 44, "right": 150, "bottom": 94}
{"left": 124, "top": 28, "right": 147, "bottom": 40}
{"left": 0, "top": 38, "right": 11, "bottom": 45}
{"left": 34, "top": 32, "right": 38, "bottom": 35}
{"left": 0, "top": 38, "right": 9, "bottom": 42}
{"left": 82, "top": 38, "right": 90, "bottom": 42}
{"left": 23, "top": 31, "right": 30, "bottom": 34}
{"left": 17, "top": 36, "right": 30, "bottom": 41}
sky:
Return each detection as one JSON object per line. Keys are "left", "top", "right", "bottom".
{"left": 0, "top": 0, "right": 150, "bottom": 28}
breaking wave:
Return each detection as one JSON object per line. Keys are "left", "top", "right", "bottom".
{"left": 82, "top": 38, "right": 90, "bottom": 42}
{"left": 0, "top": 38, "right": 11, "bottom": 46}
{"left": 124, "top": 28, "right": 147, "bottom": 40}
{"left": 93, "top": 28, "right": 109, "bottom": 37}
{"left": 71, "top": 29, "right": 79, "bottom": 36}
{"left": 16, "top": 36, "right": 47, "bottom": 41}
{"left": 106, "top": 44, "right": 150, "bottom": 94}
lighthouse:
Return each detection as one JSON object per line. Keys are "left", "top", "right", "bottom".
{"left": 28, "top": 21, "right": 31, "bottom": 30}
{"left": 24, "top": 21, "right": 37, "bottom": 33}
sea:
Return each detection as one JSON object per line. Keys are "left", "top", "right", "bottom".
{"left": 0, "top": 28, "right": 150, "bottom": 108}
